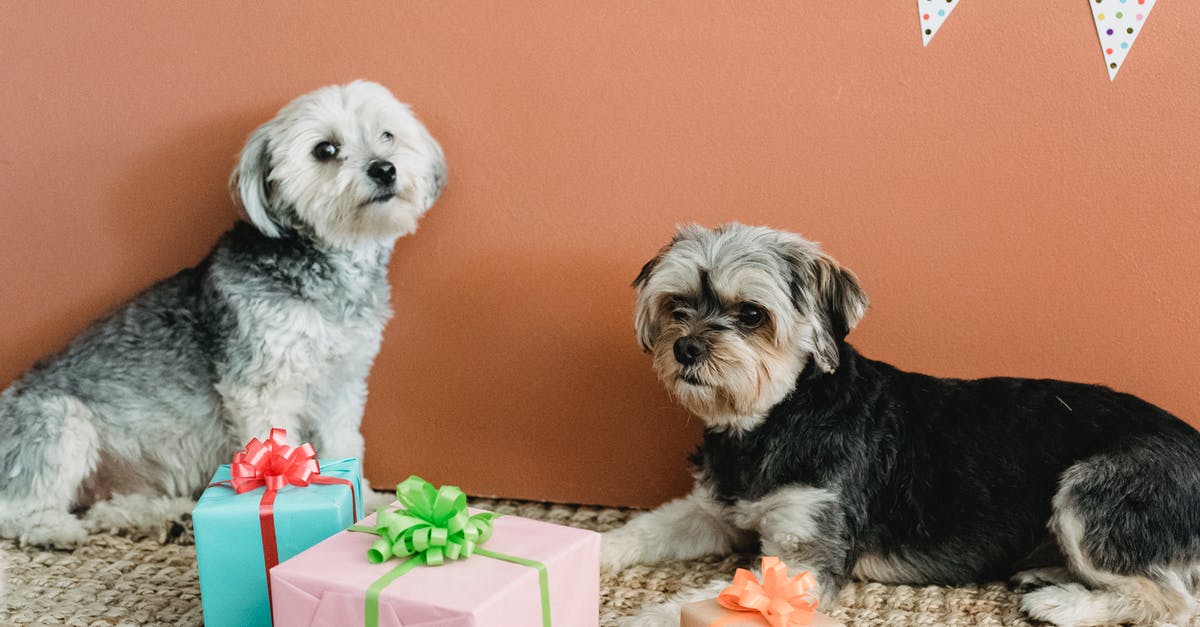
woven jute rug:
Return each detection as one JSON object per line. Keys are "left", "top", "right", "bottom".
{"left": 1, "top": 499, "right": 1196, "bottom": 626}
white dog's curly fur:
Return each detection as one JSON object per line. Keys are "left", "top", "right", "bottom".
{"left": 0, "top": 81, "right": 445, "bottom": 548}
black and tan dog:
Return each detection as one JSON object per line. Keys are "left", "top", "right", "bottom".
{"left": 603, "top": 223, "right": 1200, "bottom": 626}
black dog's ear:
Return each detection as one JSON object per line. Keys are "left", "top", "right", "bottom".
{"left": 634, "top": 227, "right": 693, "bottom": 288}
{"left": 813, "top": 252, "right": 869, "bottom": 341}
{"left": 230, "top": 122, "right": 280, "bottom": 237}
{"left": 788, "top": 248, "right": 869, "bottom": 373}
{"left": 632, "top": 247, "right": 668, "bottom": 352}
{"left": 632, "top": 254, "right": 660, "bottom": 289}
{"left": 633, "top": 225, "right": 705, "bottom": 352}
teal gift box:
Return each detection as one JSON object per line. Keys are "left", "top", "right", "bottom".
{"left": 193, "top": 456, "right": 363, "bottom": 627}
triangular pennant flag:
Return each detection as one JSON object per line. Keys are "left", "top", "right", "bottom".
{"left": 918, "top": 0, "right": 961, "bottom": 47}
{"left": 1091, "top": 0, "right": 1157, "bottom": 80}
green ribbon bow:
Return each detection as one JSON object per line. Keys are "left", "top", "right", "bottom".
{"left": 366, "top": 475, "right": 496, "bottom": 566}
{"left": 351, "top": 475, "right": 551, "bottom": 627}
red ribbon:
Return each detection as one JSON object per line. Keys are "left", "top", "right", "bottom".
{"left": 209, "top": 428, "right": 358, "bottom": 609}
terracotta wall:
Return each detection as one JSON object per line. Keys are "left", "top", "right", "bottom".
{"left": 2, "top": 3, "right": 1197, "bottom": 508}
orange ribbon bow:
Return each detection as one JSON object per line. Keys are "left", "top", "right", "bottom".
{"left": 716, "top": 556, "right": 820, "bottom": 627}
{"left": 229, "top": 427, "right": 320, "bottom": 493}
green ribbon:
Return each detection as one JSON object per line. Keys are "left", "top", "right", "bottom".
{"left": 367, "top": 475, "right": 496, "bottom": 566}
{"left": 476, "top": 548, "right": 551, "bottom": 623}
{"left": 351, "top": 476, "right": 551, "bottom": 627}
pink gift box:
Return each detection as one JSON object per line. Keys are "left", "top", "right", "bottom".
{"left": 270, "top": 507, "right": 600, "bottom": 626}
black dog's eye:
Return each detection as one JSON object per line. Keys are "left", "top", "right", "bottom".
{"left": 668, "top": 298, "right": 690, "bottom": 321}
{"left": 312, "top": 141, "right": 339, "bottom": 162}
{"left": 381, "top": 131, "right": 394, "bottom": 143}
{"left": 737, "top": 303, "right": 766, "bottom": 329}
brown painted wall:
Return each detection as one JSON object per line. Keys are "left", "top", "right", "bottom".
{"left": 2, "top": 3, "right": 1197, "bottom": 508}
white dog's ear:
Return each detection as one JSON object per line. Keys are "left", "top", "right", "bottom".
{"left": 787, "top": 244, "right": 869, "bottom": 373}
{"left": 230, "top": 122, "right": 281, "bottom": 238}
{"left": 417, "top": 131, "right": 447, "bottom": 213}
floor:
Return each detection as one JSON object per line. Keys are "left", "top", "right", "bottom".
{"left": 2, "top": 498, "right": 1196, "bottom": 626}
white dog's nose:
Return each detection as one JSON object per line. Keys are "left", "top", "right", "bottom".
{"left": 367, "top": 160, "right": 396, "bottom": 186}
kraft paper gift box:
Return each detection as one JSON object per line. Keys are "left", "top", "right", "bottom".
{"left": 193, "top": 429, "right": 363, "bottom": 627}
{"left": 680, "top": 557, "right": 843, "bottom": 627}
{"left": 270, "top": 476, "right": 601, "bottom": 627}
{"left": 680, "top": 598, "right": 844, "bottom": 627}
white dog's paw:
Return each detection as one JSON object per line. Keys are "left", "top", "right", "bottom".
{"left": 83, "top": 494, "right": 196, "bottom": 543}
{"left": 18, "top": 512, "right": 89, "bottom": 549}
{"left": 601, "top": 527, "right": 644, "bottom": 573}
{"left": 0, "top": 543, "right": 7, "bottom": 604}
{"left": 362, "top": 482, "right": 397, "bottom": 513}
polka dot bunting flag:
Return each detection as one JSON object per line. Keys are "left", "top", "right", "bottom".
{"left": 1091, "top": 0, "right": 1156, "bottom": 80}
{"left": 918, "top": 0, "right": 960, "bottom": 47}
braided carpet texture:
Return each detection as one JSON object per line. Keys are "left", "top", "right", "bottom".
{"left": 2, "top": 499, "right": 1197, "bottom": 626}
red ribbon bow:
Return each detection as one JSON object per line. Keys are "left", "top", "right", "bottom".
{"left": 229, "top": 428, "right": 320, "bottom": 493}
{"left": 210, "top": 428, "right": 358, "bottom": 612}
{"left": 715, "top": 557, "right": 820, "bottom": 627}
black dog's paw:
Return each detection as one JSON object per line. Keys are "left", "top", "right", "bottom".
{"left": 160, "top": 511, "right": 194, "bottom": 545}
{"left": 1010, "top": 567, "right": 1073, "bottom": 592}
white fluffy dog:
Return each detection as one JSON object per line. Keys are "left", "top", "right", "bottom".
{"left": 0, "top": 81, "right": 445, "bottom": 547}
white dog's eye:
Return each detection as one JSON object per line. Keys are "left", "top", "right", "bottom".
{"left": 312, "top": 141, "right": 339, "bottom": 162}
{"left": 381, "top": 131, "right": 394, "bottom": 143}
{"left": 736, "top": 303, "right": 766, "bottom": 329}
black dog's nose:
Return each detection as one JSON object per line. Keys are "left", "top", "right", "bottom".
{"left": 673, "top": 336, "right": 707, "bottom": 366}
{"left": 367, "top": 160, "right": 396, "bottom": 185}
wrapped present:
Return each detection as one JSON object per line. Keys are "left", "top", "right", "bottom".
{"left": 680, "top": 557, "right": 843, "bottom": 627}
{"left": 193, "top": 428, "right": 363, "bottom": 627}
{"left": 270, "top": 476, "right": 600, "bottom": 627}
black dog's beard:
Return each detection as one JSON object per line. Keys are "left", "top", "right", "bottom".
{"left": 654, "top": 337, "right": 807, "bottom": 431}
